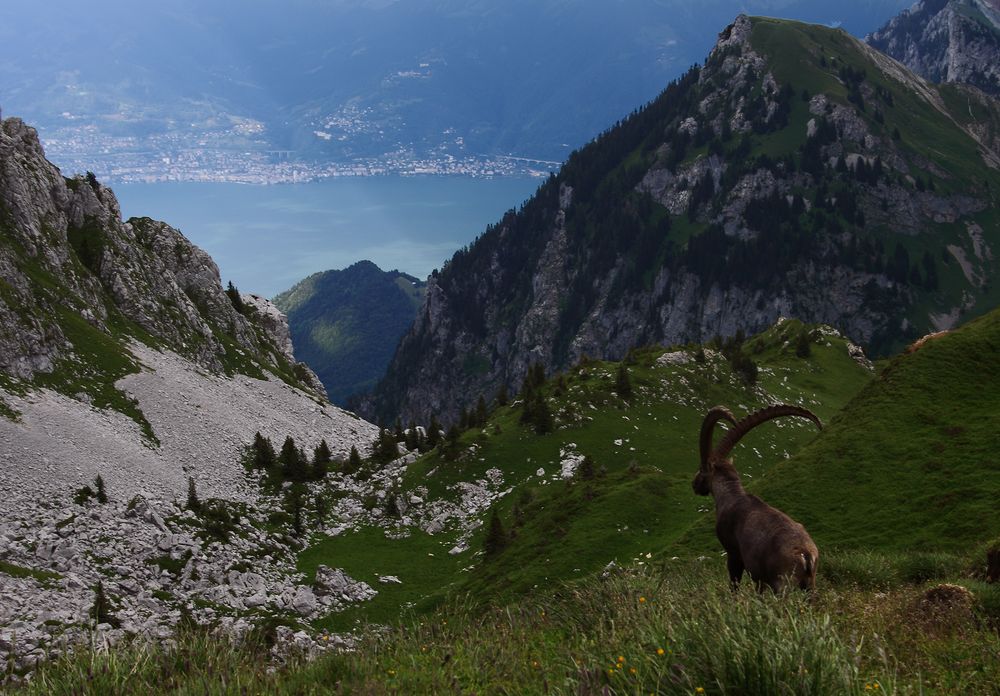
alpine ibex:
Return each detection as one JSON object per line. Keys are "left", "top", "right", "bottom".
{"left": 693, "top": 404, "right": 823, "bottom": 592}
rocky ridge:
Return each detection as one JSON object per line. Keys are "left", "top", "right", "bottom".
{"left": 368, "top": 15, "right": 1000, "bottom": 424}
{"left": 867, "top": 0, "right": 1000, "bottom": 95}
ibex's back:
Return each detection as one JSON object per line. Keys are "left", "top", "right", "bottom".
{"left": 693, "top": 404, "right": 822, "bottom": 592}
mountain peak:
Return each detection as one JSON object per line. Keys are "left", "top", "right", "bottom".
{"left": 867, "top": 0, "right": 1000, "bottom": 94}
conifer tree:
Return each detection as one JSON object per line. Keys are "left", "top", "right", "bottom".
{"left": 393, "top": 418, "right": 405, "bottom": 443}
{"left": 90, "top": 581, "right": 117, "bottom": 627}
{"left": 384, "top": 494, "right": 401, "bottom": 519}
{"left": 458, "top": 406, "right": 469, "bottom": 431}
{"left": 345, "top": 445, "right": 363, "bottom": 476}
{"left": 475, "top": 395, "right": 488, "bottom": 427}
{"left": 312, "top": 439, "right": 332, "bottom": 480}
{"left": 444, "top": 425, "right": 461, "bottom": 460}
{"left": 252, "top": 432, "right": 276, "bottom": 470}
{"left": 615, "top": 364, "right": 632, "bottom": 399}
{"left": 280, "top": 436, "right": 307, "bottom": 482}
{"left": 287, "top": 485, "right": 305, "bottom": 537}
{"left": 186, "top": 476, "right": 201, "bottom": 513}
{"left": 95, "top": 475, "right": 108, "bottom": 504}
{"left": 577, "top": 455, "right": 596, "bottom": 481}
{"left": 483, "top": 509, "right": 507, "bottom": 558}
{"left": 225, "top": 281, "right": 246, "bottom": 314}
{"left": 426, "top": 415, "right": 442, "bottom": 450}
{"left": 374, "top": 428, "right": 400, "bottom": 464}
{"left": 315, "top": 493, "right": 329, "bottom": 523}
{"left": 533, "top": 395, "right": 554, "bottom": 435}
{"left": 404, "top": 421, "right": 420, "bottom": 451}
{"left": 497, "top": 383, "right": 509, "bottom": 407}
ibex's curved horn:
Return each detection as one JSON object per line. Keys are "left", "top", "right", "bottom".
{"left": 713, "top": 404, "right": 822, "bottom": 462}
{"left": 700, "top": 406, "right": 737, "bottom": 472}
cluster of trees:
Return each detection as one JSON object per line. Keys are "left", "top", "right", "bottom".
{"left": 245, "top": 432, "right": 335, "bottom": 488}
{"left": 712, "top": 330, "right": 759, "bottom": 385}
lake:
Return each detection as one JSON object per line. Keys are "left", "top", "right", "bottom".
{"left": 114, "top": 176, "right": 543, "bottom": 297}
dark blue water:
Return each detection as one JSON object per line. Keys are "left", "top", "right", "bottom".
{"left": 115, "top": 176, "right": 542, "bottom": 297}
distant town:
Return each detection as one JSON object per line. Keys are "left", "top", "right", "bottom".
{"left": 39, "top": 122, "right": 561, "bottom": 185}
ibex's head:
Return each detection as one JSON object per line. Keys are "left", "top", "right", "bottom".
{"left": 693, "top": 404, "right": 823, "bottom": 495}
{"left": 693, "top": 406, "right": 737, "bottom": 496}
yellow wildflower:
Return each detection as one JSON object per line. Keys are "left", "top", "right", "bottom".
{"left": 639, "top": 596, "right": 646, "bottom": 603}
{"left": 618, "top": 656, "right": 626, "bottom": 663}
{"left": 656, "top": 648, "right": 665, "bottom": 656}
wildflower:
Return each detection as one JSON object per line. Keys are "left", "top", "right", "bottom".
{"left": 696, "top": 689, "right": 705, "bottom": 694}
{"left": 656, "top": 648, "right": 665, "bottom": 656}
{"left": 387, "top": 669, "right": 396, "bottom": 677}
{"left": 629, "top": 667, "right": 637, "bottom": 675}
{"left": 617, "top": 656, "right": 626, "bottom": 663}
{"left": 616, "top": 663, "right": 623, "bottom": 670}
{"left": 322, "top": 635, "right": 329, "bottom": 641}
{"left": 639, "top": 596, "right": 646, "bottom": 603}
{"left": 608, "top": 669, "right": 615, "bottom": 677}
{"left": 865, "top": 685, "right": 872, "bottom": 692}
{"left": 531, "top": 660, "right": 540, "bottom": 668}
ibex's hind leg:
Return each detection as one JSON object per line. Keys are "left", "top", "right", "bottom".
{"left": 726, "top": 553, "right": 745, "bottom": 590}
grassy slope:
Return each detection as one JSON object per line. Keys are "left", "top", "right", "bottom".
{"left": 759, "top": 307, "right": 1000, "bottom": 552}
{"left": 298, "top": 321, "right": 872, "bottom": 628}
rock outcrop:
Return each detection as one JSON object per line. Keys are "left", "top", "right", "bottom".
{"left": 868, "top": 0, "right": 1000, "bottom": 96}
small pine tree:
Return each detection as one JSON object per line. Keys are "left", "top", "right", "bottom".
{"left": 426, "top": 415, "right": 442, "bottom": 450}
{"left": 393, "top": 418, "right": 405, "bottom": 443}
{"left": 345, "top": 445, "right": 363, "bottom": 475}
{"left": 186, "top": 476, "right": 201, "bottom": 513}
{"left": 533, "top": 395, "right": 554, "bottom": 435}
{"left": 279, "top": 436, "right": 308, "bottom": 482}
{"left": 74, "top": 485, "right": 95, "bottom": 505}
{"left": 225, "top": 281, "right": 246, "bottom": 315}
{"left": 90, "top": 581, "right": 117, "bottom": 627}
{"left": 384, "top": 494, "right": 401, "bottom": 519}
{"left": 577, "top": 455, "right": 596, "bottom": 481}
{"left": 475, "top": 395, "right": 488, "bottom": 427}
{"left": 314, "top": 493, "right": 329, "bottom": 523}
{"left": 312, "top": 439, "right": 332, "bottom": 480}
{"left": 94, "top": 475, "right": 108, "bottom": 504}
{"left": 287, "top": 485, "right": 305, "bottom": 537}
{"left": 404, "top": 422, "right": 419, "bottom": 451}
{"left": 795, "top": 331, "right": 812, "bottom": 358}
{"left": 483, "top": 509, "right": 507, "bottom": 558}
{"left": 444, "top": 425, "right": 461, "bottom": 460}
{"left": 497, "top": 384, "right": 509, "bottom": 407}
{"left": 374, "top": 428, "right": 400, "bottom": 464}
{"left": 251, "top": 432, "right": 276, "bottom": 470}
{"left": 615, "top": 365, "right": 632, "bottom": 399}
{"left": 458, "top": 407, "right": 469, "bottom": 431}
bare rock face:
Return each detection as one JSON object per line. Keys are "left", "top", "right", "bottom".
{"left": 868, "top": 0, "right": 1000, "bottom": 96}
{"left": 0, "top": 117, "right": 323, "bottom": 400}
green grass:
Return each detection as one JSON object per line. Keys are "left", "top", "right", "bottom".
{"left": 297, "top": 526, "right": 465, "bottom": 631}
{"left": 19, "top": 559, "right": 1000, "bottom": 694}
{"left": 755, "top": 308, "right": 1000, "bottom": 553}
{"left": 300, "top": 321, "right": 871, "bottom": 627}
{"left": 0, "top": 561, "right": 61, "bottom": 585}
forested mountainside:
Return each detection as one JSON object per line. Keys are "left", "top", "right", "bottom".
{"left": 274, "top": 261, "right": 426, "bottom": 406}
{"left": 868, "top": 0, "right": 1000, "bottom": 95}
{"left": 366, "top": 15, "right": 1000, "bottom": 425}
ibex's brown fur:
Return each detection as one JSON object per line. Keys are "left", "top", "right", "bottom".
{"left": 693, "top": 405, "right": 823, "bottom": 592}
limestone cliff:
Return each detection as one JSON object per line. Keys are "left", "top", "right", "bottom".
{"left": 868, "top": 0, "right": 1000, "bottom": 95}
